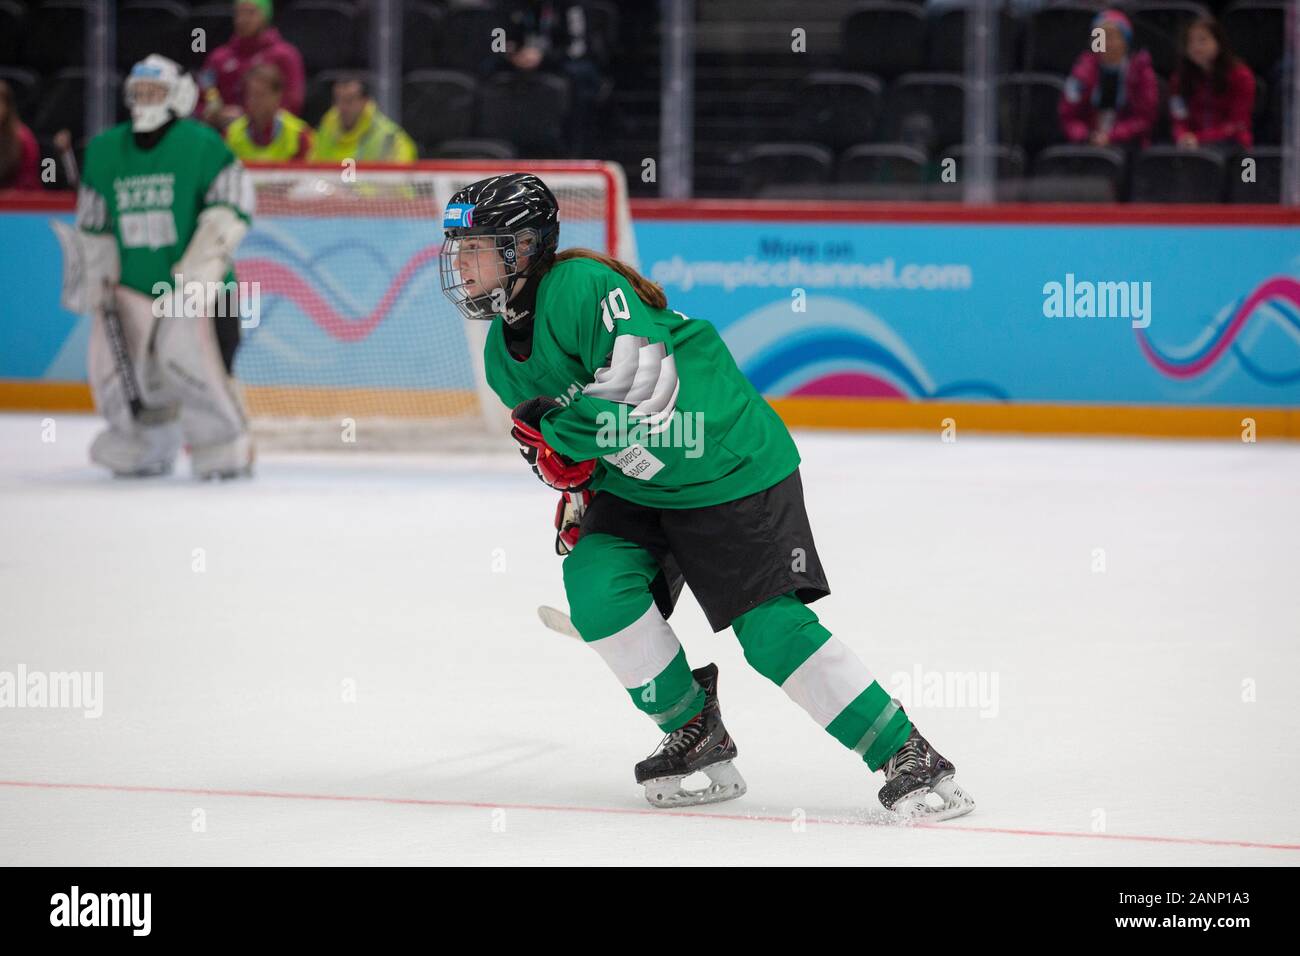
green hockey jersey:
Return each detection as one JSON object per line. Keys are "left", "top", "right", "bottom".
{"left": 483, "top": 256, "right": 800, "bottom": 508}
{"left": 76, "top": 118, "right": 254, "bottom": 295}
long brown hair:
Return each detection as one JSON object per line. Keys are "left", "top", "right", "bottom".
{"left": 555, "top": 247, "right": 669, "bottom": 310}
{"left": 0, "top": 81, "right": 22, "bottom": 187}
{"left": 1177, "top": 16, "right": 1240, "bottom": 97}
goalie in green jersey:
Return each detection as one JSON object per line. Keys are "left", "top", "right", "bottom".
{"left": 58, "top": 54, "right": 256, "bottom": 479}
{"left": 439, "top": 174, "right": 974, "bottom": 820}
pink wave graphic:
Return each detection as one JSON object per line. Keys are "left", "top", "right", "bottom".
{"left": 788, "top": 372, "right": 908, "bottom": 398}
{"left": 1137, "top": 276, "right": 1300, "bottom": 379}
{"left": 236, "top": 245, "right": 442, "bottom": 343}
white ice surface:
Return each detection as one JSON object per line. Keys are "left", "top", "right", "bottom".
{"left": 1, "top": 413, "right": 1297, "bottom": 865}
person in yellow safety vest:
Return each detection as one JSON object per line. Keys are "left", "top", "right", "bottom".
{"left": 310, "top": 75, "right": 417, "bottom": 164}
{"left": 225, "top": 63, "right": 312, "bottom": 162}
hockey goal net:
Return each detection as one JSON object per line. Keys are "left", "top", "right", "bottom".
{"left": 234, "top": 160, "right": 636, "bottom": 450}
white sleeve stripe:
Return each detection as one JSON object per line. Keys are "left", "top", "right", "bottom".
{"left": 583, "top": 334, "right": 646, "bottom": 401}
{"left": 583, "top": 334, "right": 680, "bottom": 430}
{"left": 204, "top": 161, "right": 255, "bottom": 218}
{"left": 631, "top": 351, "right": 681, "bottom": 434}
{"left": 623, "top": 341, "right": 666, "bottom": 404}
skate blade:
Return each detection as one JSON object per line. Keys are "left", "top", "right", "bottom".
{"left": 890, "top": 776, "right": 975, "bottom": 823}
{"left": 642, "top": 760, "right": 747, "bottom": 808}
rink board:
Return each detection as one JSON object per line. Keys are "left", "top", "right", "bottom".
{"left": 2, "top": 197, "right": 1298, "bottom": 438}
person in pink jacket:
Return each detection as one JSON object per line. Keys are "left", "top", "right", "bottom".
{"left": 198, "top": 0, "right": 305, "bottom": 130}
{"left": 0, "top": 80, "right": 42, "bottom": 191}
{"left": 1169, "top": 16, "right": 1255, "bottom": 151}
{"left": 1058, "top": 9, "right": 1159, "bottom": 148}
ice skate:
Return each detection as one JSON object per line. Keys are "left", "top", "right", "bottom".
{"left": 634, "top": 663, "right": 747, "bottom": 808}
{"left": 878, "top": 722, "right": 975, "bottom": 822}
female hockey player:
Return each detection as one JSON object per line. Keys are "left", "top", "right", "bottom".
{"left": 439, "top": 174, "right": 974, "bottom": 820}
{"left": 68, "top": 54, "right": 255, "bottom": 479}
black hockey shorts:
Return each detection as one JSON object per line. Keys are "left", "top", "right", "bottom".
{"left": 579, "top": 466, "right": 831, "bottom": 632}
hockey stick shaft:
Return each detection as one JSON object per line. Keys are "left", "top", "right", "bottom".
{"left": 100, "top": 279, "right": 144, "bottom": 420}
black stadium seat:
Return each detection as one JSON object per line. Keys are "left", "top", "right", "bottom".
{"left": 926, "top": 8, "right": 1020, "bottom": 73}
{"left": 1033, "top": 145, "right": 1128, "bottom": 202}
{"left": 738, "top": 143, "right": 834, "bottom": 194}
{"left": 32, "top": 69, "right": 122, "bottom": 145}
{"left": 25, "top": 0, "right": 92, "bottom": 74}
{"left": 403, "top": 70, "right": 478, "bottom": 153}
{"left": 403, "top": 2, "right": 445, "bottom": 72}
{"left": 997, "top": 73, "right": 1066, "bottom": 158}
{"left": 439, "top": 0, "right": 507, "bottom": 74}
{"left": 276, "top": 1, "right": 363, "bottom": 74}
{"left": 841, "top": 3, "right": 927, "bottom": 80}
{"left": 1023, "top": 3, "right": 1099, "bottom": 75}
{"left": 429, "top": 139, "right": 518, "bottom": 160}
{"left": 0, "top": 1, "right": 26, "bottom": 69}
{"left": 0, "top": 68, "right": 41, "bottom": 123}
{"left": 1223, "top": 1, "right": 1287, "bottom": 76}
{"left": 838, "top": 143, "right": 927, "bottom": 184}
{"left": 796, "top": 72, "right": 884, "bottom": 151}
{"left": 1227, "top": 146, "right": 1281, "bottom": 203}
{"left": 117, "top": 2, "right": 190, "bottom": 75}
{"left": 1131, "top": 146, "right": 1227, "bottom": 202}
{"left": 879, "top": 73, "right": 967, "bottom": 152}
{"left": 476, "top": 71, "right": 570, "bottom": 158}
{"left": 942, "top": 144, "right": 1027, "bottom": 180}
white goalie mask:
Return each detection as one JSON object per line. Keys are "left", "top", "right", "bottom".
{"left": 125, "top": 54, "right": 198, "bottom": 133}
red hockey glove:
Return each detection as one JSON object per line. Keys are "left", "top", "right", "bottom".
{"left": 510, "top": 397, "right": 596, "bottom": 492}
{"left": 554, "top": 489, "right": 593, "bottom": 555}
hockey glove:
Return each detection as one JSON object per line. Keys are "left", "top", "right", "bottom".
{"left": 510, "top": 397, "right": 596, "bottom": 491}
{"left": 554, "top": 489, "right": 593, "bottom": 555}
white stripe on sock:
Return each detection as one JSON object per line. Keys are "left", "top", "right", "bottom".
{"left": 780, "top": 636, "right": 875, "bottom": 728}
{"left": 588, "top": 602, "right": 683, "bottom": 689}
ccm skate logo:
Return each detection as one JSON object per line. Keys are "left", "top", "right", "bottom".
{"left": 50, "top": 886, "right": 151, "bottom": 936}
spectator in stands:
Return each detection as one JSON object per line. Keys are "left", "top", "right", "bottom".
{"left": 198, "top": 0, "right": 305, "bottom": 130}
{"left": 1170, "top": 16, "right": 1255, "bottom": 152}
{"left": 483, "top": 1, "right": 607, "bottom": 156}
{"left": 225, "top": 64, "right": 312, "bottom": 162}
{"left": 1059, "top": 9, "right": 1159, "bottom": 148}
{"left": 310, "top": 75, "right": 417, "bottom": 164}
{"left": 0, "top": 80, "right": 41, "bottom": 190}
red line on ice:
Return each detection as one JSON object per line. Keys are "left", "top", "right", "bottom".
{"left": 1, "top": 779, "right": 1296, "bottom": 852}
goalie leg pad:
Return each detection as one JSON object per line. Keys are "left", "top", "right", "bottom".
{"left": 87, "top": 286, "right": 178, "bottom": 432}
{"left": 90, "top": 421, "right": 182, "bottom": 477}
{"left": 153, "top": 307, "right": 253, "bottom": 477}
{"left": 189, "top": 430, "right": 254, "bottom": 480}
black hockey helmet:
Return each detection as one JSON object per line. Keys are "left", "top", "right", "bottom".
{"left": 439, "top": 173, "right": 560, "bottom": 322}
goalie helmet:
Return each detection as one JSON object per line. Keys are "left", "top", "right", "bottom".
{"left": 125, "top": 54, "right": 198, "bottom": 133}
{"left": 439, "top": 173, "right": 560, "bottom": 323}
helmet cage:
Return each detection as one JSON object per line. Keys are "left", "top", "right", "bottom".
{"left": 440, "top": 226, "right": 547, "bottom": 321}
{"left": 125, "top": 56, "right": 198, "bottom": 133}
